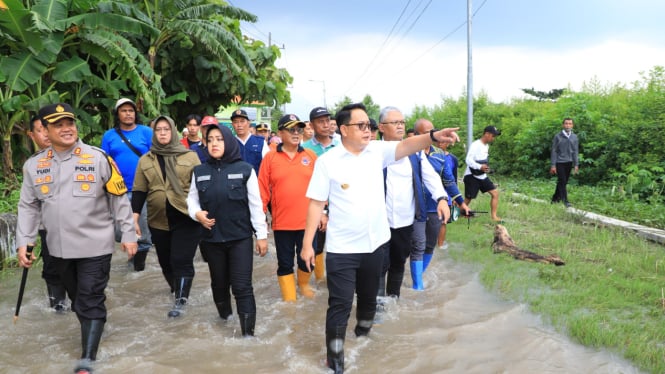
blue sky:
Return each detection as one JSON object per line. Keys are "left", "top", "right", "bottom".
{"left": 232, "top": 1, "right": 665, "bottom": 116}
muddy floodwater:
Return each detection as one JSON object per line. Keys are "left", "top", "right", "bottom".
{"left": 0, "top": 241, "right": 641, "bottom": 373}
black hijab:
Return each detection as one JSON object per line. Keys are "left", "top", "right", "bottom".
{"left": 206, "top": 124, "right": 242, "bottom": 164}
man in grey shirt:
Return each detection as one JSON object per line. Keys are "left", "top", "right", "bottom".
{"left": 550, "top": 117, "right": 579, "bottom": 207}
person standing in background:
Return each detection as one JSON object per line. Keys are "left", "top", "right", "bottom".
{"left": 550, "top": 118, "right": 579, "bottom": 207}
{"left": 231, "top": 109, "right": 268, "bottom": 175}
{"left": 101, "top": 98, "right": 153, "bottom": 271}
{"left": 180, "top": 114, "right": 202, "bottom": 149}
{"left": 303, "top": 106, "right": 340, "bottom": 283}
{"left": 463, "top": 126, "right": 502, "bottom": 222}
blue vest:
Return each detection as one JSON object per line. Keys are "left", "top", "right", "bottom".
{"left": 383, "top": 153, "right": 428, "bottom": 223}
{"left": 237, "top": 135, "right": 264, "bottom": 175}
{"left": 193, "top": 160, "right": 254, "bottom": 243}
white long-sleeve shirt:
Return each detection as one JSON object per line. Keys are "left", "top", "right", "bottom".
{"left": 464, "top": 139, "right": 490, "bottom": 180}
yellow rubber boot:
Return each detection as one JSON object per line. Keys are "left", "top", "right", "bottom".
{"left": 278, "top": 274, "right": 297, "bottom": 302}
{"left": 297, "top": 269, "right": 315, "bottom": 298}
{"left": 314, "top": 253, "right": 325, "bottom": 281}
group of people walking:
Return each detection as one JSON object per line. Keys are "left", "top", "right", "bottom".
{"left": 15, "top": 98, "right": 578, "bottom": 373}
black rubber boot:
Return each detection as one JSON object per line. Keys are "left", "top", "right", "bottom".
{"left": 386, "top": 270, "right": 404, "bottom": 298}
{"left": 326, "top": 326, "right": 346, "bottom": 374}
{"left": 74, "top": 319, "right": 104, "bottom": 373}
{"left": 354, "top": 310, "right": 374, "bottom": 337}
{"left": 215, "top": 302, "right": 232, "bottom": 320}
{"left": 238, "top": 313, "right": 256, "bottom": 336}
{"left": 377, "top": 274, "right": 386, "bottom": 297}
{"left": 46, "top": 282, "right": 67, "bottom": 313}
{"left": 132, "top": 250, "right": 148, "bottom": 272}
{"left": 168, "top": 277, "right": 193, "bottom": 318}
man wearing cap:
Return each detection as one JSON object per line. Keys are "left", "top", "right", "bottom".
{"left": 369, "top": 118, "right": 379, "bottom": 140}
{"left": 16, "top": 103, "right": 137, "bottom": 374}
{"left": 256, "top": 122, "right": 271, "bottom": 143}
{"left": 463, "top": 125, "right": 502, "bottom": 221}
{"left": 300, "top": 103, "right": 459, "bottom": 373}
{"left": 378, "top": 107, "right": 449, "bottom": 295}
{"left": 190, "top": 115, "right": 219, "bottom": 163}
{"left": 231, "top": 109, "right": 268, "bottom": 175}
{"left": 303, "top": 106, "right": 340, "bottom": 283}
{"left": 258, "top": 114, "right": 319, "bottom": 301}
{"left": 101, "top": 98, "right": 153, "bottom": 271}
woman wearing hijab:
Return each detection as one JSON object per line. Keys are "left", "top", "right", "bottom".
{"left": 132, "top": 115, "right": 201, "bottom": 318}
{"left": 187, "top": 124, "right": 268, "bottom": 336}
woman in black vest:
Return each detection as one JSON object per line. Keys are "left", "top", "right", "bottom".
{"left": 187, "top": 124, "right": 268, "bottom": 336}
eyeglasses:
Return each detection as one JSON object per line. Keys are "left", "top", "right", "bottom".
{"left": 343, "top": 122, "right": 372, "bottom": 131}
{"left": 380, "top": 120, "right": 406, "bottom": 126}
{"left": 284, "top": 127, "right": 304, "bottom": 135}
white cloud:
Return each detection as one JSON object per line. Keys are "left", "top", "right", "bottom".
{"left": 279, "top": 34, "right": 665, "bottom": 117}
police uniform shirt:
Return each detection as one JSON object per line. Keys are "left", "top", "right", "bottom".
{"left": 16, "top": 140, "right": 137, "bottom": 258}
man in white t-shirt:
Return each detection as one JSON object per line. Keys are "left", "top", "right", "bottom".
{"left": 463, "top": 125, "right": 502, "bottom": 221}
{"left": 301, "top": 103, "right": 459, "bottom": 373}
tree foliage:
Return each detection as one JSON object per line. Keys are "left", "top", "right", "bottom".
{"left": 407, "top": 67, "right": 665, "bottom": 204}
{"left": 0, "top": 0, "right": 292, "bottom": 186}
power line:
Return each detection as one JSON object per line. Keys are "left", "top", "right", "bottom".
{"left": 343, "top": 1, "right": 414, "bottom": 95}
{"left": 394, "top": 0, "right": 488, "bottom": 76}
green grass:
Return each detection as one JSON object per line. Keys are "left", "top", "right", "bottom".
{"left": 447, "top": 185, "right": 665, "bottom": 373}
{"left": 500, "top": 175, "right": 665, "bottom": 230}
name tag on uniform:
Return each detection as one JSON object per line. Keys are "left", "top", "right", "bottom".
{"left": 197, "top": 175, "right": 211, "bottom": 182}
{"left": 228, "top": 173, "right": 243, "bottom": 179}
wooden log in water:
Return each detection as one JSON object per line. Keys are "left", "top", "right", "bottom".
{"left": 492, "top": 224, "right": 565, "bottom": 266}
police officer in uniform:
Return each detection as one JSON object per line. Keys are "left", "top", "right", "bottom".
{"left": 16, "top": 103, "right": 138, "bottom": 374}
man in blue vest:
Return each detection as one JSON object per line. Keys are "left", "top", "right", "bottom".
{"left": 231, "top": 109, "right": 268, "bottom": 174}
{"left": 378, "top": 106, "right": 449, "bottom": 296}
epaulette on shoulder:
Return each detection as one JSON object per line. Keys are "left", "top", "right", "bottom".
{"left": 89, "top": 145, "right": 108, "bottom": 156}
{"left": 30, "top": 148, "right": 47, "bottom": 159}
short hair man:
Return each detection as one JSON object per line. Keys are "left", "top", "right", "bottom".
{"left": 301, "top": 103, "right": 459, "bottom": 372}
{"left": 406, "top": 128, "right": 415, "bottom": 137}
{"left": 258, "top": 114, "right": 319, "bottom": 301}
{"left": 231, "top": 109, "right": 268, "bottom": 175}
{"left": 303, "top": 106, "right": 340, "bottom": 282}
{"left": 101, "top": 98, "right": 153, "bottom": 270}
{"left": 303, "top": 120, "right": 314, "bottom": 142}
{"left": 17, "top": 103, "right": 137, "bottom": 374}
{"left": 256, "top": 122, "right": 270, "bottom": 143}
{"left": 463, "top": 125, "right": 502, "bottom": 221}
{"left": 180, "top": 114, "right": 202, "bottom": 149}
{"left": 27, "top": 116, "right": 72, "bottom": 312}
{"left": 378, "top": 107, "right": 449, "bottom": 294}
{"left": 550, "top": 118, "right": 579, "bottom": 207}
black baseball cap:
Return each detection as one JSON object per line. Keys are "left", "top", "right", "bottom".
{"left": 309, "top": 107, "right": 330, "bottom": 121}
{"left": 230, "top": 109, "right": 249, "bottom": 120}
{"left": 39, "top": 103, "right": 76, "bottom": 125}
{"left": 484, "top": 126, "right": 501, "bottom": 136}
{"left": 278, "top": 114, "right": 306, "bottom": 130}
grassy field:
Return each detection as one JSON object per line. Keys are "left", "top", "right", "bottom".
{"left": 446, "top": 180, "right": 665, "bottom": 373}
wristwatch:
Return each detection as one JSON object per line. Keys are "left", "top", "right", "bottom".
{"left": 429, "top": 129, "right": 438, "bottom": 142}
{"left": 437, "top": 196, "right": 448, "bottom": 203}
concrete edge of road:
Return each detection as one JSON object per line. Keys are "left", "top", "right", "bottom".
{"left": 511, "top": 193, "right": 665, "bottom": 246}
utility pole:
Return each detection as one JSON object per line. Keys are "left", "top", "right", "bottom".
{"left": 466, "top": 0, "right": 474, "bottom": 150}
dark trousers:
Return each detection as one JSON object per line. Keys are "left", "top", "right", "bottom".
{"left": 149, "top": 220, "right": 201, "bottom": 284}
{"left": 552, "top": 161, "right": 573, "bottom": 203}
{"left": 52, "top": 254, "right": 112, "bottom": 321}
{"left": 314, "top": 229, "right": 325, "bottom": 255}
{"left": 39, "top": 229, "right": 63, "bottom": 286}
{"left": 274, "top": 230, "right": 313, "bottom": 275}
{"left": 325, "top": 245, "right": 385, "bottom": 331}
{"left": 199, "top": 237, "right": 256, "bottom": 315}
{"left": 382, "top": 225, "right": 414, "bottom": 297}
